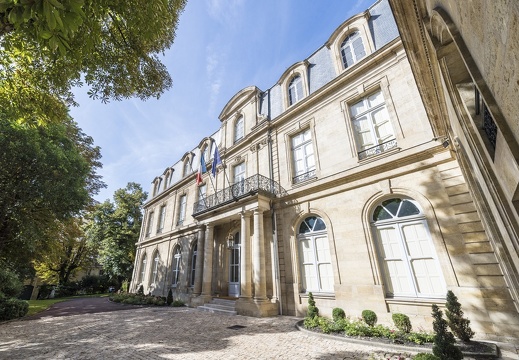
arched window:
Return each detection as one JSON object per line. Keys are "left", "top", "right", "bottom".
{"left": 372, "top": 198, "right": 445, "bottom": 298}
{"left": 172, "top": 247, "right": 181, "bottom": 287}
{"left": 139, "top": 254, "right": 147, "bottom": 283}
{"left": 288, "top": 75, "right": 303, "bottom": 105}
{"left": 340, "top": 31, "right": 366, "bottom": 69}
{"left": 234, "top": 116, "right": 244, "bottom": 143}
{"left": 183, "top": 158, "right": 192, "bottom": 177}
{"left": 151, "top": 251, "right": 160, "bottom": 284}
{"left": 297, "top": 216, "right": 334, "bottom": 293}
{"left": 190, "top": 243, "right": 197, "bottom": 287}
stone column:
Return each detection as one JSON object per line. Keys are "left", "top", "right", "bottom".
{"left": 201, "top": 224, "right": 214, "bottom": 296}
{"left": 240, "top": 212, "right": 252, "bottom": 298}
{"left": 253, "top": 209, "right": 267, "bottom": 301}
{"left": 193, "top": 226, "right": 205, "bottom": 296}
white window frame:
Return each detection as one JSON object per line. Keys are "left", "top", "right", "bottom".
{"left": 291, "top": 128, "right": 316, "bottom": 184}
{"left": 157, "top": 205, "right": 166, "bottom": 233}
{"left": 234, "top": 116, "right": 244, "bottom": 143}
{"left": 288, "top": 75, "right": 304, "bottom": 105}
{"left": 177, "top": 195, "right": 187, "bottom": 226}
{"left": 297, "top": 216, "right": 334, "bottom": 293}
{"left": 172, "top": 247, "right": 181, "bottom": 287}
{"left": 372, "top": 198, "right": 446, "bottom": 299}
{"left": 145, "top": 212, "right": 154, "bottom": 237}
{"left": 139, "top": 254, "right": 147, "bottom": 283}
{"left": 340, "top": 31, "right": 366, "bottom": 69}
{"left": 349, "top": 90, "right": 396, "bottom": 159}
{"left": 151, "top": 252, "right": 160, "bottom": 284}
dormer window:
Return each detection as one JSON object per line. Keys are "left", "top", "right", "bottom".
{"left": 288, "top": 75, "right": 303, "bottom": 105}
{"left": 183, "top": 159, "right": 191, "bottom": 177}
{"left": 234, "top": 116, "right": 244, "bottom": 143}
{"left": 341, "top": 31, "right": 366, "bottom": 69}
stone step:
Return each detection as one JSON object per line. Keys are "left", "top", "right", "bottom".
{"left": 197, "top": 298, "right": 237, "bottom": 316}
{"left": 197, "top": 305, "right": 237, "bottom": 316}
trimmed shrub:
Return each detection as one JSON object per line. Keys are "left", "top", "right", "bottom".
{"left": 413, "top": 353, "right": 440, "bottom": 360}
{"left": 307, "top": 292, "right": 319, "bottom": 318}
{"left": 392, "top": 313, "right": 412, "bottom": 333}
{"left": 0, "top": 298, "right": 29, "bottom": 321}
{"left": 0, "top": 268, "right": 23, "bottom": 299}
{"left": 332, "top": 307, "right": 346, "bottom": 322}
{"left": 445, "top": 290, "right": 474, "bottom": 342}
{"left": 361, "top": 310, "right": 377, "bottom": 326}
{"left": 166, "top": 289, "right": 173, "bottom": 306}
{"left": 431, "top": 304, "right": 463, "bottom": 360}
{"left": 172, "top": 299, "right": 185, "bottom": 307}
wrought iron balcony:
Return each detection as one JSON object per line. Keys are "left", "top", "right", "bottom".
{"left": 193, "top": 174, "right": 286, "bottom": 216}
{"left": 358, "top": 139, "right": 397, "bottom": 160}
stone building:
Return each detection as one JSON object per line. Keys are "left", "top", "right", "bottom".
{"left": 130, "top": 0, "right": 519, "bottom": 341}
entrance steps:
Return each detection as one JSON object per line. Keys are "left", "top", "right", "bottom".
{"left": 197, "top": 298, "right": 237, "bottom": 316}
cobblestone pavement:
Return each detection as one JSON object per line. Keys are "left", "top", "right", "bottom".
{"left": 0, "top": 299, "right": 517, "bottom": 360}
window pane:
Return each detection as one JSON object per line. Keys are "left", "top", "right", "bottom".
{"left": 318, "top": 263, "right": 334, "bottom": 292}
{"left": 342, "top": 47, "right": 354, "bottom": 68}
{"left": 373, "top": 206, "right": 392, "bottom": 221}
{"left": 398, "top": 200, "right": 420, "bottom": 217}
{"left": 377, "top": 226, "right": 402, "bottom": 259}
{"left": 313, "top": 218, "right": 326, "bottom": 231}
{"left": 382, "top": 198, "right": 401, "bottom": 216}
{"left": 302, "top": 264, "right": 317, "bottom": 290}
{"left": 350, "top": 100, "right": 366, "bottom": 117}
{"left": 411, "top": 259, "right": 444, "bottom": 295}
{"left": 402, "top": 223, "right": 432, "bottom": 258}
{"left": 299, "top": 221, "right": 311, "bottom": 234}
{"left": 315, "top": 236, "right": 331, "bottom": 262}
{"left": 385, "top": 260, "right": 411, "bottom": 294}
{"left": 352, "top": 38, "right": 366, "bottom": 59}
{"left": 368, "top": 90, "right": 384, "bottom": 107}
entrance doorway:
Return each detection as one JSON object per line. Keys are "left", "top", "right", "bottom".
{"left": 228, "top": 232, "right": 240, "bottom": 297}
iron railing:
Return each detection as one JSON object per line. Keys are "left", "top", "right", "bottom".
{"left": 193, "top": 174, "right": 286, "bottom": 216}
{"left": 293, "top": 169, "right": 316, "bottom": 184}
{"left": 358, "top": 139, "right": 397, "bottom": 160}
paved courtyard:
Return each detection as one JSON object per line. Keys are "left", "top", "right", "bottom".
{"left": 0, "top": 298, "right": 517, "bottom": 359}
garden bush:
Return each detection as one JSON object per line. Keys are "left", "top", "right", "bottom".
{"left": 167, "top": 289, "right": 173, "bottom": 306}
{"left": 110, "top": 293, "right": 167, "bottom": 306}
{"left": 432, "top": 304, "right": 463, "bottom": 360}
{"left": 332, "top": 307, "right": 346, "bottom": 322}
{"left": 307, "top": 292, "right": 319, "bottom": 318}
{"left": 172, "top": 299, "right": 185, "bottom": 307}
{"left": 0, "top": 298, "right": 29, "bottom": 321}
{"left": 392, "top": 313, "right": 412, "bottom": 333}
{"left": 413, "top": 353, "right": 439, "bottom": 360}
{"left": 0, "top": 267, "right": 23, "bottom": 299}
{"left": 445, "top": 290, "right": 474, "bottom": 342}
{"left": 361, "top": 309, "right": 377, "bottom": 326}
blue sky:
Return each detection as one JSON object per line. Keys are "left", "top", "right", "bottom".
{"left": 71, "top": 0, "right": 374, "bottom": 202}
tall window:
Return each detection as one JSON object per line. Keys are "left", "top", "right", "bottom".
{"left": 145, "top": 212, "right": 154, "bottom": 237}
{"left": 190, "top": 243, "right": 197, "bottom": 287}
{"left": 157, "top": 205, "right": 166, "bottom": 233}
{"left": 372, "top": 198, "right": 445, "bottom": 298}
{"left": 341, "top": 31, "right": 366, "bottom": 69}
{"left": 198, "top": 184, "right": 207, "bottom": 202}
{"left": 288, "top": 75, "right": 304, "bottom": 105}
{"left": 298, "top": 216, "right": 334, "bottom": 293}
{"left": 151, "top": 252, "right": 160, "bottom": 284}
{"left": 172, "top": 247, "right": 181, "bottom": 287}
{"left": 183, "top": 159, "right": 191, "bottom": 177}
{"left": 139, "top": 254, "right": 147, "bottom": 283}
{"left": 350, "top": 90, "right": 396, "bottom": 159}
{"left": 234, "top": 116, "right": 244, "bottom": 143}
{"left": 177, "top": 195, "right": 187, "bottom": 226}
{"left": 232, "top": 162, "right": 246, "bottom": 197}
{"left": 291, "top": 129, "right": 315, "bottom": 183}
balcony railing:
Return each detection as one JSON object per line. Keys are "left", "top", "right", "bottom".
{"left": 358, "top": 139, "right": 397, "bottom": 160}
{"left": 193, "top": 174, "right": 286, "bottom": 216}
{"left": 292, "top": 169, "right": 316, "bottom": 184}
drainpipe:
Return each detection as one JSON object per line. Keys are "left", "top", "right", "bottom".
{"left": 267, "top": 126, "right": 282, "bottom": 315}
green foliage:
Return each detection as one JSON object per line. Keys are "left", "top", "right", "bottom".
{"left": 362, "top": 310, "right": 377, "bottom": 326}
{"left": 0, "top": 117, "right": 104, "bottom": 270}
{"left": 303, "top": 316, "right": 320, "bottom": 329}
{"left": 307, "top": 292, "right": 319, "bottom": 318}
{"left": 0, "top": 267, "right": 23, "bottom": 299}
{"left": 167, "top": 289, "right": 173, "bottom": 306}
{"left": 392, "top": 313, "right": 412, "bottom": 333}
{"left": 109, "top": 293, "right": 166, "bottom": 306}
{"left": 121, "top": 280, "right": 129, "bottom": 293}
{"left": 413, "top": 353, "right": 440, "bottom": 360}
{"left": 85, "top": 183, "right": 147, "bottom": 282}
{"left": 0, "top": 298, "right": 29, "bottom": 321}
{"left": 0, "top": 0, "right": 188, "bottom": 126}
{"left": 431, "top": 304, "right": 463, "bottom": 360}
{"left": 407, "top": 332, "right": 435, "bottom": 345}
{"left": 332, "top": 307, "right": 346, "bottom": 322}
{"left": 445, "top": 290, "right": 474, "bottom": 342}
{"left": 172, "top": 299, "right": 185, "bottom": 307}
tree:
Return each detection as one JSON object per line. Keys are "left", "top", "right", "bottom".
{"left": 0, "top": 115, "right": 104, "bottom": 271}
{"left": 85, "top": 183, "right": 147, "bottom": 282}
{"left": 0, "top": 0, "right": 187, "bottom": 126}
{"left": 445, "top": 290, "right": 475, "bottom": 342}
{"left": 33, "top": 218, "right": 93, "bottom": 285}
{"left": 431, "top": 304, "right": 463, "bottom": 360}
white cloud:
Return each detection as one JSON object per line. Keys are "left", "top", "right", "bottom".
{"left": 206, "top": 0, "right": 245, "bottom": 25}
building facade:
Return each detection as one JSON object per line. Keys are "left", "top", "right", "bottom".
{"left": 130, "top": 0, "right": 519, "bottom": 341}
